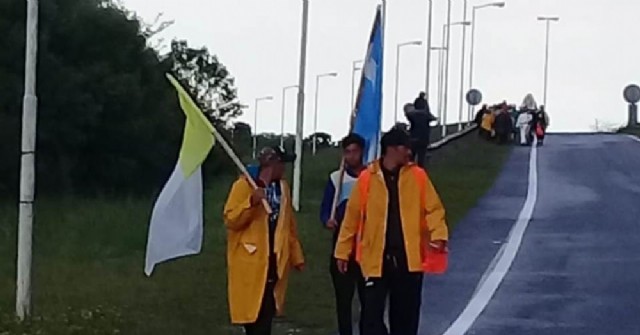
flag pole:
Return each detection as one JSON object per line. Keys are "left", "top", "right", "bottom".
{"left": 16, "top": 0, "right": 39, "bottom": 320}
{"left": 328, "top": 5, "right": 381, "bottom": 222}
{"left": 168, "top": 76, "right": 272, "bottom": 214}
{"left": 209, "top": 114, "right": 272, "bottom": 214}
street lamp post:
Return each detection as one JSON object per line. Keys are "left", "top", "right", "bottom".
{"left": 293, "top": 0, "right": 309, "bottom": 211}
{"left": 394, "top": 40, "right": 423, "bottom": 123}
{"left": 468, "top": 2, "right": 505, "bottom": 122}
{"left": 442, "top": 0, "right": 452, "bottom": 138}
{"left": 442, "top": 21, "right": 471, "bottom": 137}
{"left": 313, "top": 72, "right": 338, "bottom": 155}
{"left": 456, "top": 0, "right": 471, "bottom": 131}
{"left": 425, "top": 0, "right": 434, "bottom": 98}
{"left": 253, "top": 96, "right": 273, "bottom": 159}
{"left": 351, "top": 60, "right": 364, "bottom": 110}
{"left": 280, "top": 85, "right": 298, "bottom": 147}
{"left": 538, "top": 16, "right": 559, "bottom": 108}
{"left": 432, "top": 46, "right": 447, "bottom": 126}
{"left": 16, "top": 0, "right": 39, "bottom": 320}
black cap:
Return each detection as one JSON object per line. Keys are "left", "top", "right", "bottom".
{"left": 258, "top": 146, "right": 296, "bottom": 165}
{"left": 381, "top": 127, "right": 411, "bottom": 153}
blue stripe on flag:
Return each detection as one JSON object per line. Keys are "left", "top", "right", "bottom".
{"left": 353, "top": 6, "right": 384, "bottom": 164}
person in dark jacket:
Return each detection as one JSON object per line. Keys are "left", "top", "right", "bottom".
{"left": 493, "top": 107, "right": 513, "bottom": 145}
{"left": 413, "top": 92, "right": 428, "bottom": 111}
{"left": 404, "top": 101, "right": 436, "bottom": 169}
{"left": 320, "top": 134, "right": 368, "bottom": 335}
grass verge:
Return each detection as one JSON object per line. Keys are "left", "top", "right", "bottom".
{"left": 0, "top": 134, "right": 510, "bottom": 334}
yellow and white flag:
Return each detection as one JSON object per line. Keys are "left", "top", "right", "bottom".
{"left": 144, "top": 74, "right": 215, "bottom": 276}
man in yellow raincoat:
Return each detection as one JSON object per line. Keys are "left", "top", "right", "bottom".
{"left": 223, "top": 146, "right": 305, "bottom": 335}
{"left": 334, "top": 128, "right": 448, "bottom": 335}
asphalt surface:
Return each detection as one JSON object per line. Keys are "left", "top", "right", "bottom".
{"left": 420, "top": 134, "right": 640, "bottom": 335}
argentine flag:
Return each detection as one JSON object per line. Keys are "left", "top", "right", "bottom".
{"left": 144, "top": 74, "right": 215, "bottom": 276}
{"left": 353, "top": 5, "right": 384, "bottom": 163}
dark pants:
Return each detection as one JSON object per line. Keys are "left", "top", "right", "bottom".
{"left": 330, "top": 257, "right": 365, "bottom": 335}
{"left": 244, "top": 280, "right": 276, "bottom": 335}
{"left": 361, "top": 254, "right": 423, "bottom": 335}
{"left": 411, "top": 140, "right": 428, "bottom": 169}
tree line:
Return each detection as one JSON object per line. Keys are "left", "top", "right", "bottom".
{"left": 0, "top": 0, "right": 246, "bottom": 196}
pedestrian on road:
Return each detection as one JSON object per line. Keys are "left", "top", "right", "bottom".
{"left": 474, "top": 104, "right": 489, "bottom": 126}
{"left": 480, "top": 108, "right": 495, "bottom": 140}
{"left": 494, "top": 107, "right": 514, "bottom": 145}
{"left": 223, "top": 146, "right": 305, "bottom": 335}
{"left": 405, "top": 100, "right": 436, "bottom": 169}
{"left": 334, "top": 128, "right": 449, "bottom": 335}
{"left": 319, "top": 134, "right": 368, "bottom": 335}
{"left": 516, "top": 111, "right": 533, "bottom": 146}
{"left": 533, "top": 105, "right": 550, "bottom": 145}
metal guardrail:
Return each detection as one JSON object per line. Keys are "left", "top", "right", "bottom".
{"left": 428, "top": 124, "right": 478, "bottom": 151}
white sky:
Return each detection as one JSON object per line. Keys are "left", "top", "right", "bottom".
{"left": 122, "top": 0, "right": 640, "bottom": 137}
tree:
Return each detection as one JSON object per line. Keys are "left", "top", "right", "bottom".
{"left": 169, "top": 40, "right": 242, "bottom": 127}
{"left": 0, "top": 0, "right": 242, "bottom": 196}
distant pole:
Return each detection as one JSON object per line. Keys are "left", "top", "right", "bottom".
{"left": 538, "top": 16, "right": 559, "bottom": 108}
{"left": 313, "top": 72, "right": 338, "bottom": 155}
{"left": 253, "top": 96, "right": 273, "bottom": 159}
{"left": 280, "top": 85, "right": 298, "bottom": 147}
{"left": 468, "top": 2, "right": 505, "bottom": 122}
{"left": 442, "top": 0, "right": 452, "bottom": 137}
{"left": 293, "top": 0, "right": 309, "bottom": 211}
{"left": 351, "top": 60, "right": 363, "bottom": 110}
{"left": 394, "top": 41, "right": 422, "bottom": 123}
{"left": 17, "top": 0, "right": 39, "bottom": 320}
{"left": 433, "top": 46, "right": 446, "bottom": 126}
{"left": 456, "top": 0, "right": 469, "bottom": 131}
{"left": 425, "top": 0, "right": 433, "bottom": 98}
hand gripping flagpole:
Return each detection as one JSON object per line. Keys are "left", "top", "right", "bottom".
{"left": 207, "top": 104, "right": 273, "bottom": 215}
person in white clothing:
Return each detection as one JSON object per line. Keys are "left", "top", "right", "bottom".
{"left": 516, "top": 112, "right": 533, "bottom": 146}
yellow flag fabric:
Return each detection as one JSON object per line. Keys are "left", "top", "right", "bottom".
{"left": 166, "top": 74, "right": 215, "bottom": 178}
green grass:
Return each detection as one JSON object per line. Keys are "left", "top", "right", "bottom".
{"left": 0, "top": 136, "right": 510, "bottom": 335}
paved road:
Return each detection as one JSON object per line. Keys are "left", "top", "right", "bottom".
{"left": 421, "top": 134, "right": 640, "bottom": 335}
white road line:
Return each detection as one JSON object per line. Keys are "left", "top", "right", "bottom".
{"left": 626, "top": 134, "right": 640, "bottom": 143}
{"left": 442, "top": 143, "right": 539, "bottom": 335}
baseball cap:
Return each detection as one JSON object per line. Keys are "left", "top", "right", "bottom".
{"left": 258, "top": 146, "right": 296, "bottom": 165}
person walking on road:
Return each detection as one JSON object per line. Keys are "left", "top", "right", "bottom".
{"left": 319, "top": 134, "right": 368, "bottom": 335}
{"left": 532, "top": 105, "right": 550, "bottom": 146}
{"left": 334, "top": 128, "right": 449, "bottom": 335}
{"left": 223, "top": 146, "right": 305, "bottom": 335}
{"left": 406, "top": 93, "right": 437, "bottom": 168}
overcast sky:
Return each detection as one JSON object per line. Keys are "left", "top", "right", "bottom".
{"left": 122, "top": 0, "right": 640, "bottom": 137}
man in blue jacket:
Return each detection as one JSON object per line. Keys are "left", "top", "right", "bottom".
{"left": 320, "top": 133, "right": 367, "bottom": 335}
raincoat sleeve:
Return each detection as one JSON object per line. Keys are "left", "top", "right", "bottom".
{"left": 424, "top": 175, "right": 449, "bottom": 241}
{"left": 289, "top": 205, "right": 305, "bottom": 267}
{"left": 334, "top": 177, "right": 362, "bottom": 261}
{"left": 223, "top": 177, "right": 260, "bottom": 231}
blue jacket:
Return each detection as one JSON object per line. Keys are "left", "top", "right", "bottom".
{"left": 319, "top": 168, "right": 361, "bottom": 242}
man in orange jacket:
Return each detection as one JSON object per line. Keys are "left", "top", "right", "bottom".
{"left": 223, "top": 146, "right": 305, "bottom": 335}
{"left": 334, "top": 128, "right": 449, "bottom": 335}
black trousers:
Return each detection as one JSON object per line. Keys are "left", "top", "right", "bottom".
{"left": 244, "top": 280, "right": 276, "bottom": 335}
{"left": 330, "top": 257, "right": 365, "bottom": 335}
{"left": 411, "top": 141, "right": 428, "bottom": 169}
{"left": 361, "top": 255, "right": 423, "bottom": 335}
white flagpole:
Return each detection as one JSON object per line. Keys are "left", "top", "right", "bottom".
{"left": 17, "top": 0, "right": 39, "bottom": 320}
{"left": 293, "top": 0, "right": 310, "bottom": 211}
